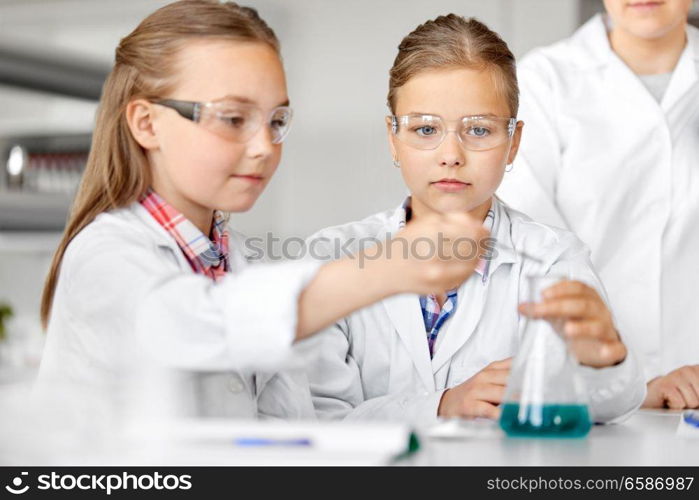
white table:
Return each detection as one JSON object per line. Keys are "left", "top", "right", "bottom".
{"left": 405, "top": 410, "right": 698, "bottom": 466}
{"left": 2, "top": 373, "right": 696, "bottom": 466}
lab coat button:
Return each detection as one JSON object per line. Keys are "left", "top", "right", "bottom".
{"left": 228, "top": 376, "right": 244, "bottom": 393}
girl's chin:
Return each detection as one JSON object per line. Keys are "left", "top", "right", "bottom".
{"left": 213, "top": 194, "right": 260, "bottom": 213}
{"left": 423, "top": 193, "right": 492, "bottom": 216}
{"left": 430, "top": 196, "right": 474, "bottom": 213}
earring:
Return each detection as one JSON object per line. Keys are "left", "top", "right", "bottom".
{"left": 393, "top": 159, "right": 401, "bottom": 168}
{"left": 505, "top": 163, "right": 513, "bottom": 172}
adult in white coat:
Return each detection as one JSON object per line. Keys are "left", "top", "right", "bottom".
{"left": 497, "top": 0, "right": 699, "bottom": 409}
{"left": 297, "top": 15, "right": 646, "bottom": 426}
{"left": 34, "top": 1, "right": 488, "bottom": 425}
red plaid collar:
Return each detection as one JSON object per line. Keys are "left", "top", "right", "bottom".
{"left": 140, "top": 189, "right": 229, "bottom": 281}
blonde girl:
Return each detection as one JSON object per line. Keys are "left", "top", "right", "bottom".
{"left": 300, "top": 14, "right": 646, "bottom": 425}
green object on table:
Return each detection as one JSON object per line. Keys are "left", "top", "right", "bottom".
{"left": 499, "top": 402, "right": 591, "bottom": 438}
{"left": 0, "top": 303, "right": 13, "bottom": 342}
{"left": 393, "top": 431, "right": 421, "bottom": 462}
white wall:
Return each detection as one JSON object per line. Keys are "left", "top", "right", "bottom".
{"left": 0, "top": 0, "right": 582, "bottom": 328}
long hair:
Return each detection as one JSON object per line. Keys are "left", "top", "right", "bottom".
{"left": 40, "top": 0, "right": 280, "bottom": 328}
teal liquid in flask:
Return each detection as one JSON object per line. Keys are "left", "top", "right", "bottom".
{"left": 500, "top": 403, "right": 591, "bottom": 438}
{"left": 499, "top": 274, "right": 592, "bottom": 438}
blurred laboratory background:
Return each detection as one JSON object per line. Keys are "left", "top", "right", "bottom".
{"left": 0, "top": 0, "right": 698, "bottom": 376}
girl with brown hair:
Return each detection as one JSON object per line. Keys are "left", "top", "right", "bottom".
{"left": 300, "top": 14, "right": 646, "bottom": 425}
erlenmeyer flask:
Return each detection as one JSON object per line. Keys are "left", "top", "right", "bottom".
{"left": 499, "top": 274, "right": 592, "bottom": 438}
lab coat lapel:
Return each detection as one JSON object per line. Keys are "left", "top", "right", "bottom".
{"left": 605, "top": 48, "right": 659, "bottom": 112}
{"left": 131, "top": 202, "right": 193, "bottom": 268}
{"left": 584, "top": 14, "right": 699, "bottom": 113}
{"left": 580, "top": 15, "right": 667, "bottom": 113}
{"left": 380, "top": 203, "right": 436, "bottom": 391}
{"left": 429, "top": 199, "right": 515, "bottom": 372}
{"left": 382, "top": 293, "right": 436, "bottom": 392}
{"left": 429, "top": 275, "right": 487, "bottom": 373}
{"left": 661, "top": 27, "right": 698, "bottom": 113}
{"left": 227, "top": 230, "right": 255, "bottom": 273}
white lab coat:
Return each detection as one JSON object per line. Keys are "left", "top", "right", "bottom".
{"left": 296, "top": 197, "right": 646, "bottom": 427}
{"left": 34, "top": 201, "right": 319, "bottom": 422}
{"left": 497, "top": 14, "right": 699, "bottom": 381}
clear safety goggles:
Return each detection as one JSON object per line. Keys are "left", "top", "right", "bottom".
{"left": 390, "top": 114, "right": 516, "bottom": 151}
{"left": 154, "top": 98, "right": 293, "bottom": 144}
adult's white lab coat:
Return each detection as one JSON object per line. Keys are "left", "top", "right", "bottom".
{"left": 35, "top": 202, "right": 319, "bottom": 422}
{"left": 497, "top": 14, "right": 699, "bottom": 381}
{"left": 296, "top": 197, "right": 646, "bottom": 426}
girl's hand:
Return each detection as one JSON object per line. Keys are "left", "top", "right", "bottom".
{"left": 296, "top": 212, "right": 488, "bottom": 340}
{"left": 438, "top": 358, "right": 512, "bottom": 419}
{"left": 643, "top": 365, "right": 699, "bottom": 409}
{"left": 386, "top": 212, "right": 490, "bottom": 295}
{"left": 518, "top": 281, "right": 627, "bottom": 368}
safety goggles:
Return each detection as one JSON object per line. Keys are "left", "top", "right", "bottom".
{"left": 390, "top": 114, "right": 516, "bottom": 151}
{"left": 154, "top": 97, "right": 293, "bottom": 144}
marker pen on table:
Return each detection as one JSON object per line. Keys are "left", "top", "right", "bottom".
{"left": 233, "top": 438, "right": 313, "bottom": 447}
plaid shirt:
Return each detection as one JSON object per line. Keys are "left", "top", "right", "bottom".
{"left": 140, "top": 189, "right": 230, "bottom": 282}
{"left": 398, "top": 197, "right": 496, "bottom": 358}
